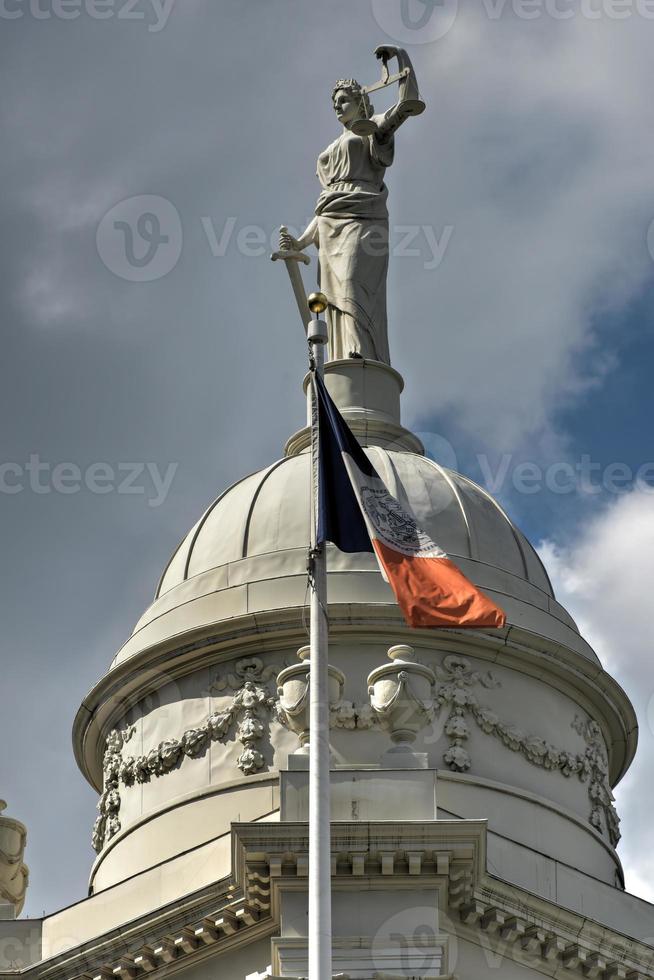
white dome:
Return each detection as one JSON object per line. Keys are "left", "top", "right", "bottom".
{"left": 158, "top": 449, "right": 552, "bottom": 598}
{"left": 110, "top": 445, "right": 598, "bottom": 671}
{"left": 106, "top": 360, "right": 595, "bottom": 668}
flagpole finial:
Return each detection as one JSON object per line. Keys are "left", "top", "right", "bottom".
{"left": 308, "top": 291, "right": 329, "bottom": 315}
{"left": 308, "top": 292, "right": 329, "bottom": 348}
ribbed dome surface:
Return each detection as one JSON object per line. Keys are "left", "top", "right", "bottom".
{"left": 157, "top": 449, "right": 553, "bottom": 599}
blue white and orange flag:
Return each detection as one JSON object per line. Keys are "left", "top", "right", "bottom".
{"left": 313, "top": 372, "right": 506, "bottom": 629}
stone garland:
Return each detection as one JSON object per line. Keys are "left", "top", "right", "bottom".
{"left": 93, "top": 658, "right": 281, "bottom": 853}
{"left": 92, "top": 724, "right": 135, "bottom": 853}
{"left": 435, "top": 655, "right": 621, "bottom": 847}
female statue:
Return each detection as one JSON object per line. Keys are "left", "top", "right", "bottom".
{"left": 281, "top": 46, "right": 425, "bottom": 365}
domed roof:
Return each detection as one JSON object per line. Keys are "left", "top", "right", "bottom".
{"left": 112, "top": 359, "right": 593, "bottom": 670}
{"left": 157, "top": 449, "right": 553, "bottom": 599}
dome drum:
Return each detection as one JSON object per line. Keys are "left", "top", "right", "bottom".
{"left": 83, "top": 636, "right": 629, "bottom": 897}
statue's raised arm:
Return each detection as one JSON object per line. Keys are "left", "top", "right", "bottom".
{"left": 370, "top": 45, "right": 425, "bottom": 141}
{"left": 278, "top": 47, "right": 426, "bottom": 366}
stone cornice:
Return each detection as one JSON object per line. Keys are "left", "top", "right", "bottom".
{"left": 232, "top": 819, "right": 487, "bottom": 921}
{"left": 16, "top": 881, "right": 272, "bottom": 980}
{"left": 10, "top": 820, "right": 654, "bottom": 980}
{"left": 233, "top": 820, "right": 654, "bottom": 980}
{"left": 456, "top": 881, "right": 654, "bottom": 978}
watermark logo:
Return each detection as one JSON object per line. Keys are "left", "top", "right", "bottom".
{"left": 415, "top": 431, "right": 459, "bottom": 471}
{"left": 372, "top": 0, "right": 654, "bottom": 34}
{"left": 0, "top": 0, "right": 176, "bottom": 31}
{"left": 371, "top": 905, "right": 457, "bottom": 976}
{"left": 0, "top": 456, "right": 178, "bottom": 507}
{"left": 96, "top": 194, "right": 182, "bottom": 282}
{"left": 371, "top": 0, "right": 459, "bottom": 44}
{"left": 202, "top": 218, "right": 452, "bottom": 271}
{"left": 96, "top": 201, "right": 453, "bottom": 277}
{"left": 482, "top": 0, "right": 654, "bottom": 20}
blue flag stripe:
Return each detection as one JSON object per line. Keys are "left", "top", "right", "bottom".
{"left": 315, "top": 373, "right": 375, "bottom": 554}
{"left": 315, "top": 374, "right": 377, "bottom": 477}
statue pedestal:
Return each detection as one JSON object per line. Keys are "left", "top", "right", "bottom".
{"left": 284, "top": 358, "right": 424, "bottom": 456}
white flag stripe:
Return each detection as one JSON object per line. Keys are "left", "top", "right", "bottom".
{"left": 342, "top": 452, "right": 447, "bottom": 560}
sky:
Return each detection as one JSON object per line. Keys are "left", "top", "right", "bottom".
{"left": 1, "top": 0, "right": 654, "bottom": 919}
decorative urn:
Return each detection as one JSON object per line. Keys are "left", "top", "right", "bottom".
{"left": 367, "top": 645, "right": 437, "bottom": 751}
{"left": 276, "top": 646, "right": 346, "bottom": 751}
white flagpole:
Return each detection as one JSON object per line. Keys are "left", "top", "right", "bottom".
{"left": 307, "top": 294, "right": 331, "bottom": 980}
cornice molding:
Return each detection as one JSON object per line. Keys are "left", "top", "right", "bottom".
{"left": 20, "top": 884, "right": 271, "bottom": 980}
{"left": 13, "top": 820, "right": 654, "bottom": 980}
{"left": 233, "top": 820, "right": 653, "bottom": 980}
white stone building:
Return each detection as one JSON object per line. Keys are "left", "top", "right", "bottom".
{"left": 2, "top": 357, "right": 652, "bottom": 979}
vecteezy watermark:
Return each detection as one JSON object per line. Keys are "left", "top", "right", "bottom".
{"left": 477, "top": 454, "right": 654, "bottom": 496}
{"left": 414, "top": 432, "right": 654, "bottom": 497}
{"left": 0, "top": 0, "right": 175, "bottom": 29}
{"left": 371, "top": 0, "right": 460, "bottom": 44}
{"left": 371, "top": 905, "right": 460, "bottom": 976}
{"left": 371, "top": 906, "right": 444, "bottom": 975}
{"left": 201, "top": 217, "right": 454, "bottom": 271}
{"left": 371, "top": 0, "right": 654, "bottom": 43}
{"left": 479, "top": 0, "right": 654, "bottom": 19}
{"left": 97, "top": 195, "right": 183, "bottom": 282}
{"left": 0, "top": 456, "right": 178, "bottom": 507}
{"left": 96, "top": 195, "right": 454, "bottom": 281}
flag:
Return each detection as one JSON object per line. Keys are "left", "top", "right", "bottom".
{"left": 313, "top": 372, "right": 506, "bottom": 629}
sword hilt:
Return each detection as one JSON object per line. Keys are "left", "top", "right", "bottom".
{"left": 271, "top": 250, "right": 311, "bottom": 266}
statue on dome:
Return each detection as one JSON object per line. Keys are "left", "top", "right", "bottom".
{"left": 279, "top": 46, "right": 425, "bottom": 365}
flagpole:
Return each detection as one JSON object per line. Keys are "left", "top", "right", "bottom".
{"left": 306, "top": 292, "right": 331, "bottom": 980}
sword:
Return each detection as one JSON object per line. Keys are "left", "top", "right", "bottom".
{"left": 271, "top": 226, "right": 312, "bottom": 336}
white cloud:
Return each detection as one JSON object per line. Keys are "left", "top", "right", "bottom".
{"left": 397, "top": 7, "right": 654, "bottom": 452}
{"left": 538, "top": 489, "right": 654, "bottom": 901}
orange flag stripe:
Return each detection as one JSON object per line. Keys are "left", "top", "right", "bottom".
{"left": 372, "top": 539, "right": 507, "bottom": 629}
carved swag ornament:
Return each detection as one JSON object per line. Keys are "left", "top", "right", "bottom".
{"left": 93, "top": 657, "right": 281, "bottom": 852}
{"left": 435, "top": 655, "right": 620, "bottom": 847}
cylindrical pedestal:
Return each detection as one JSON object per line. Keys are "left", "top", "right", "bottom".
{"left": 285, "top": 358, "right": 424, "bottom": 456}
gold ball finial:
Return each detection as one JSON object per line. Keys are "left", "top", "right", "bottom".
{"left": 308, "top": 291, "right": 329, "bottom": 315}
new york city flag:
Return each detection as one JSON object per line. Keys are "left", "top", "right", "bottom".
{"left": 314, "top": 372, "right": 506, "bottom": 629}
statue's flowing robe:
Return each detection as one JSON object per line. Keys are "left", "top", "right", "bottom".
{"left": 315, "top": 118, "right": 394, "bottom": 364}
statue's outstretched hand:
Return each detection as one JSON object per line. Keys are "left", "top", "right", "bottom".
{"left": 374, "top": 44, "right": 400, "bottom": 62}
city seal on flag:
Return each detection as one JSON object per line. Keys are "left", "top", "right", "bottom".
{"left": 359, "top": 485, "right": 444, "bottom": 558}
